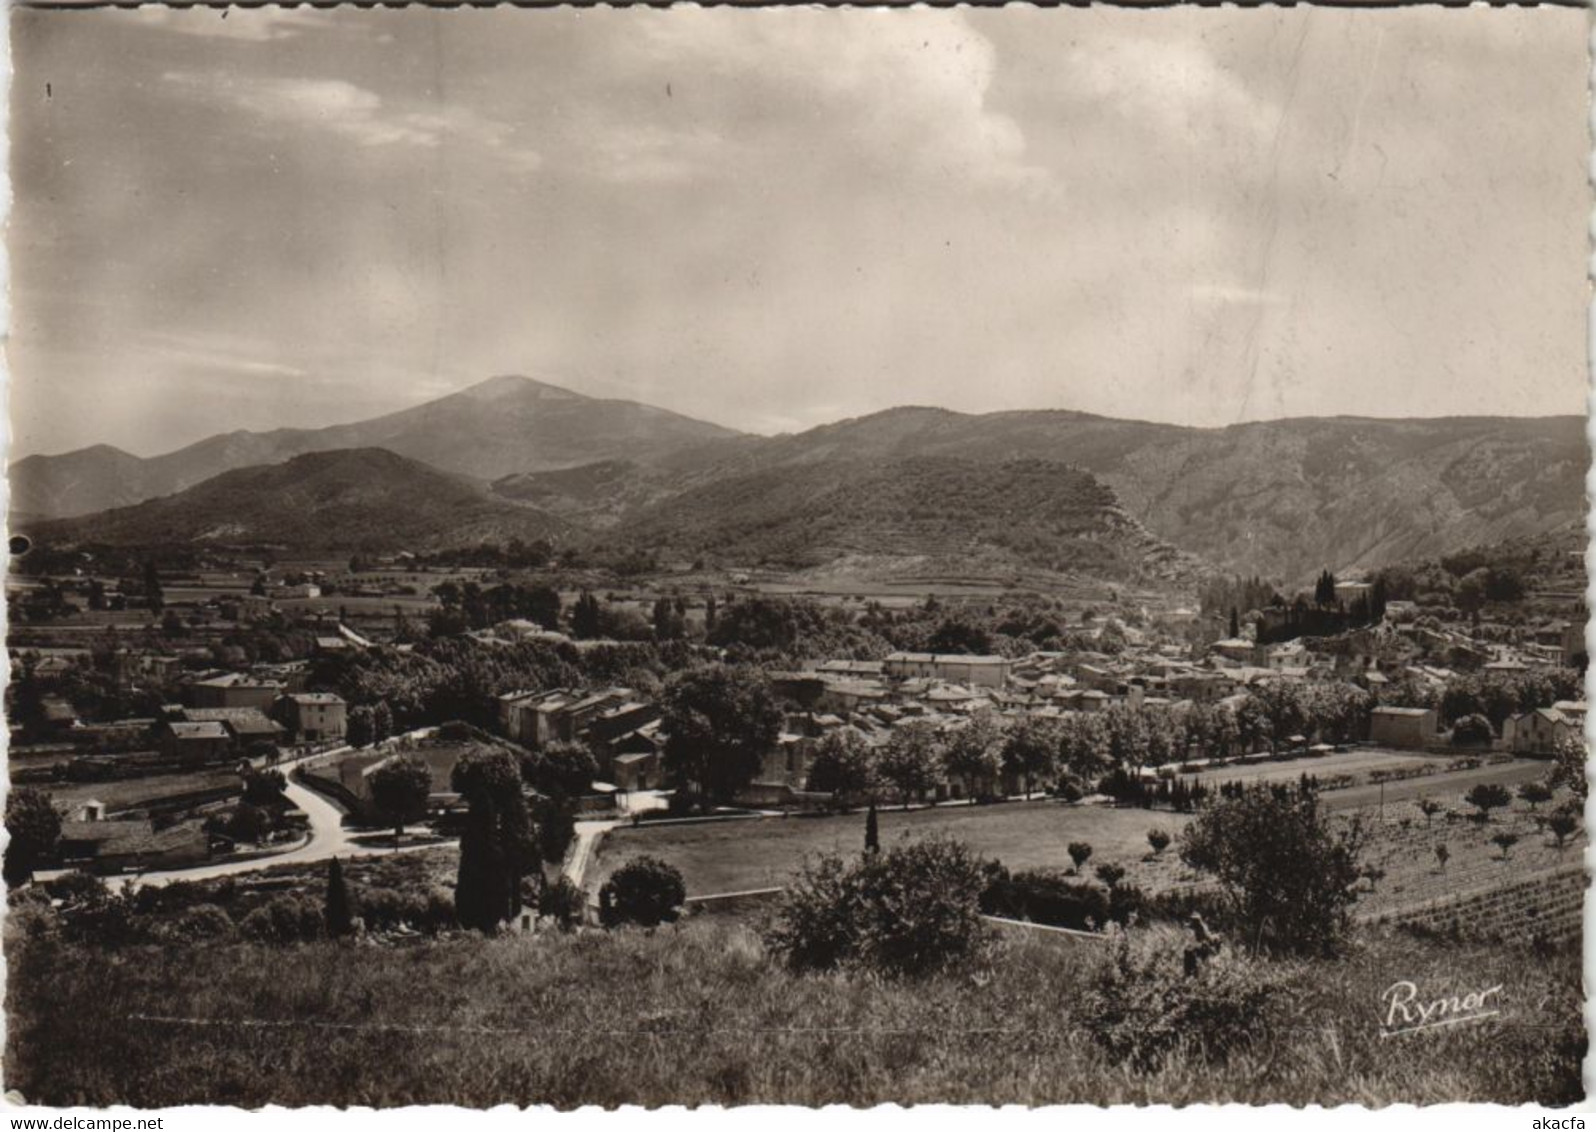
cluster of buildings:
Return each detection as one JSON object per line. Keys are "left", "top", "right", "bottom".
{"left": 497, "top": 687, "right": 664, "bottom": 791}
{"left": 474, "top": 598, "right": 1588, "bottom": 806}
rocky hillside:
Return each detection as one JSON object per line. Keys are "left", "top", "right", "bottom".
{"left": 586, "top": 409, "right": 1586, "bottom": 584}
{"left": 620, "top": 455, "right": 1204, "bottom": 588}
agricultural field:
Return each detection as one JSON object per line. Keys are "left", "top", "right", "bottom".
{"left": 45, "top": 768, "right": 244, "bottom": 815}
{"left": 1165, "top": 748, "right": 1549, "bottom": 812}
{"left": 590, "top": 799, "right": 1198, "bottom": 899}
{"left": 1352, "top": 786, "right": 1585, "bottom": 919}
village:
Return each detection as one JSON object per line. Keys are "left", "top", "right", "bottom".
{"left": 5, "top": 546, "right": 1586, "bottom": 929}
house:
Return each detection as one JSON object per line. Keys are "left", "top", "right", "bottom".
{"left": 112, "top": 651, "right": 183, "bottom": 688}
{"left": 816, "top": 679, "right": 890, "bottom": 716}
{"left": 1369, "top": 706, "right": 1438, "bottom": 750}
{"left": 1502, "top": 707, "right": 1575, "bottom": 756}
{"left": 277, "top": 692, "right": 348, "bottom": 742}
{"left": 931, "top": 656, "right": 1010, "bottom": 688}
{"left": 609, "top": 721, "right": 666, "bottom": 792}
{"left": 1383, "top": 600, "right": 1419, "bottom": 624}
{"left": 57, "top": 815, "right": 209, "bottom": 874}
{"left": 814, "top": 659, "right": 886, "bottom": 681}
{"left": 158, "top": 720, "right": 233, "bottom": 766}
{"left": 1209, "top": 638, "right": 1259, "bottom": 665}
{"left": 39, "top": 697, "right": 79, "bottom": 733}
{"left": 882, "top": 652, "right": 1011, "bottom": 688}
{"left": 586, "top": 701, "right": 663, "bottom": 767}
{"left": 179, "top": 707, "right": 285, "bottom": 751}
{"left": 187, "top": 672, "right": 282, "bottom": 711}
{"left": 1266, "top": 642, "right": 1309, "bottom": 671}
{"left": 1560, "top": 621, "right": 1587, "bottom": 666}
{"left": 1553, "top": 700, "right": 1587, "bottom": 728}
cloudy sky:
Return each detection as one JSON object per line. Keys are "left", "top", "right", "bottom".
{"left": 9, "top": 5, "right": 1589, "bottom": 458}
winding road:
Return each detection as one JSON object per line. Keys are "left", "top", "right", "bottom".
{"left": 110, "top": 749, "right": 448, "bottom": 890}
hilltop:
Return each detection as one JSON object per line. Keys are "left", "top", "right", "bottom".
{"left": 11, "top": 375, "right": 741, "bottom": 519}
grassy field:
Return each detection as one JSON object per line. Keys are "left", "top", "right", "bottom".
{"left": 590, "top": 769, "right": 1585, "bottom": 926}
{"left": 593, "top": 800, "right": 1196, "bottom": 897}
{"left": 5, "top": 918, "right": 1580, "bottom": 1107}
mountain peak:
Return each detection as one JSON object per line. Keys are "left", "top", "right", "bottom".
{"left": 456, "top": 374, "right": 587, "bottom": 403}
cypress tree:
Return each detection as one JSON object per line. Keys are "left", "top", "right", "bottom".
{"left": 1228, "top": 607, "right": 1240, "bottom": 639}
{"left": 325, "top": 857, "right": 354, "bottom": 937}
{"left": 865, "top": 801, "right": 880, "bottom": 854}
{"left": 453, "top": 749, "right": 535, "bottom": 934}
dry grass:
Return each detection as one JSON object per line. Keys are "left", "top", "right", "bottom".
{"left": 5, "top": 918, "right": 1580, "bottom": 1108}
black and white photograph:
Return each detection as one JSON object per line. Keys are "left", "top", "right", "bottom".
{"left": 2, "top": 2, "right": 1590, "bottom": 1111}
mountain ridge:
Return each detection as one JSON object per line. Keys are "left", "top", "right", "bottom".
{"left": 28, "top": 447, "right": 571, "bottom": 552}
{"left": 10, "top": 375, "right": 742, "bottom": 519}
{"left": 12, "top": 377, "right": 1587, "bottom": 585}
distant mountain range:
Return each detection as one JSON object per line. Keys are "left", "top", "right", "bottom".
{"left": 13, "top": 375, "right": 1587, "bottom": 585}
{"left": 29, "top": 448, "right": 568, "bottom": 552}
{"left": 10, "top": 375, "right": 737, "bottom": 521}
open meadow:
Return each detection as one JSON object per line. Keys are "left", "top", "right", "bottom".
{"left": 592, "top": 800, "right": 1197, "bottom": 898}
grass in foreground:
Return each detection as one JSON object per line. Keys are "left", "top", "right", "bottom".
{"left": 5, "top": 918, "right": 1581, "bottom": 1108}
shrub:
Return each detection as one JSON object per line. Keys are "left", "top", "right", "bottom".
{"left": 1095, "top": 862, "right": 1126, "bottom": 889}
{"left": 1067, "top": 841, "right": 1093, "bottom": 873}
{"left": 1546, "top": 810, "right": 1579, "bottom": 850}
{"left": 1147, "top": 828, "right": 1172, "bottom": 855}
{"left": 1180, "top": 782, "right": 1366, "bottom": 957}
{"left": 599, "top": 857, "right": 686, "bottom": 929}
{"left": 539, "top": 877, "right": 586, "bottom": 930}
{"left": 767, "top": 837, "right": 987, "bottom": 978}
{"left": 1464, "top": 783, "right": 1511, "bottom": 821}
{"left": 1450, "top": 714, "right": 1494, "bottom": 747}
{"left": 239, "top": 896, "right": 324, "bottom": 944}
{"left": 1518, "top": 782, "right": 1553, "bottom": 810}
{"left": 981, "top": 867, "right": 1112, "bottom": 930}
{"left": 1079, "top": 925, "right": 1284, "bottom": 1071}
{"left": 160, "top": 905, "right": 235, "bottom": 944}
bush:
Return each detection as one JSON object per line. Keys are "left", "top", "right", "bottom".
{"left": 767, "top": 837, "right": 987, "bottom": 978}
{"left": 539, "top": 877, "right": 586, "bottom": 930}
{"left": 239, "top": 896, "right": 324, "bottom": 944}
{"left": 1180, "top": 783, "right": 1366, "bottom": 957}
{"left": 1079, "top": 925, "right": 1284, "bottom": 1071}
{"left": 599, "top": 857, "right": 686, "bottom": 928}
{"left": 1451, "top": 714, "right": 1495, "bottom": 747}
{"left": 981, "top": 867, "right": 1114, "bottom": 931}
{"left": 1053, "top": 775, "right": 1084, "bottom": 803}
{"left": 159, "top": 905, "right": 235, "bottom": 944}
{"left": 1464, "top": 782, "right": 1512, "bottom": 821}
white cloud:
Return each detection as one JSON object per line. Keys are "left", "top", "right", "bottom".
{"left": 134, "top": 329, "right": 308, "bottom": 378}
{"left": 1060, "top": 38, "right": 1274, "bottom": 143}
{"left": 161, "top": 73, "right": 542, "bottom": 170}
{"left": 616, "top": 10, "right": 1048, "bottom": 190}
